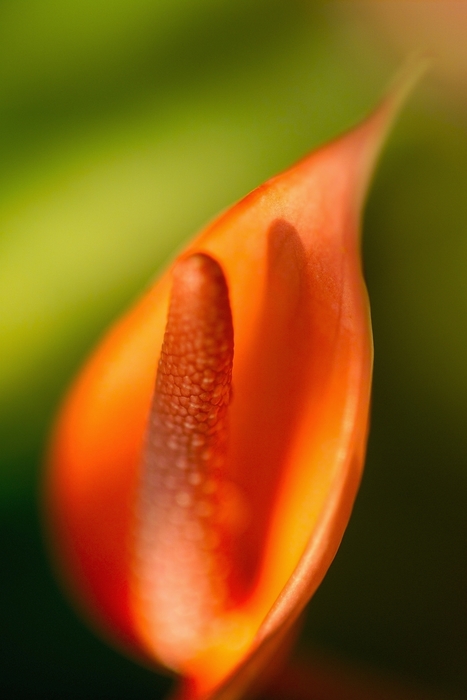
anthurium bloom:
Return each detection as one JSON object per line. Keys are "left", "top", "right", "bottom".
{"left": 46, "top": 67, "right": 422, "bottom": 700}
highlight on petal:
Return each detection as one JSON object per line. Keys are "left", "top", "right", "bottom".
{"left": 45, "top": 64, "right": 424, "bottom": 700}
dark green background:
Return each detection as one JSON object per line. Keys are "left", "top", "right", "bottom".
{"left": 1, "top": 1, "right": 466, "bottom": 698}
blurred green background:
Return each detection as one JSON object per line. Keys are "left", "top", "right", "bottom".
{"left": 1, "top": 1, "right": 467, "bottom": 698}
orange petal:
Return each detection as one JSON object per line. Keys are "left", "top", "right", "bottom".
{"left": 45, "top": 63, "right": 424, "bottom": 700}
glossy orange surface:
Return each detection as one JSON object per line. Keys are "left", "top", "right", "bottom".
{"left": 46, "top": 69, "right": 419, "bottom": 699}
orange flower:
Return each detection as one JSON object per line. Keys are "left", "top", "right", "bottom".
{"left": 45, "top": 66, "right": 423, "bottom": 700}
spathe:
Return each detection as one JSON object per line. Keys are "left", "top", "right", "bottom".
{"left": 46, "top": 62, "right": 425, "bottom": 700}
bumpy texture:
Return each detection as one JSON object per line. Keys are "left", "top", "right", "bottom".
{"left": 134, "top": 254, "right": 235, "bottom": 668}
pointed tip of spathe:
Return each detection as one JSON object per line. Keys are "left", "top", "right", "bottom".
{"left": 331, "top": 53, "right": 430, "bottom": 219}
{"left": 374, "top": 52, "right": 431, "bottom": 139}
{"left": 283, "top": 55, "right": 429, "bottom": 236}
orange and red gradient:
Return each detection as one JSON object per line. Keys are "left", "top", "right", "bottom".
{"left": 46, "top": 65, "right": 424, "bottom": 700}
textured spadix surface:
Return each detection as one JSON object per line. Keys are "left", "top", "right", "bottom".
{"left": 46, "top": 69, "right": 420, "bottom": 700}
{"left": 134, "top": 254, "right": 238, "bottom": 669}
